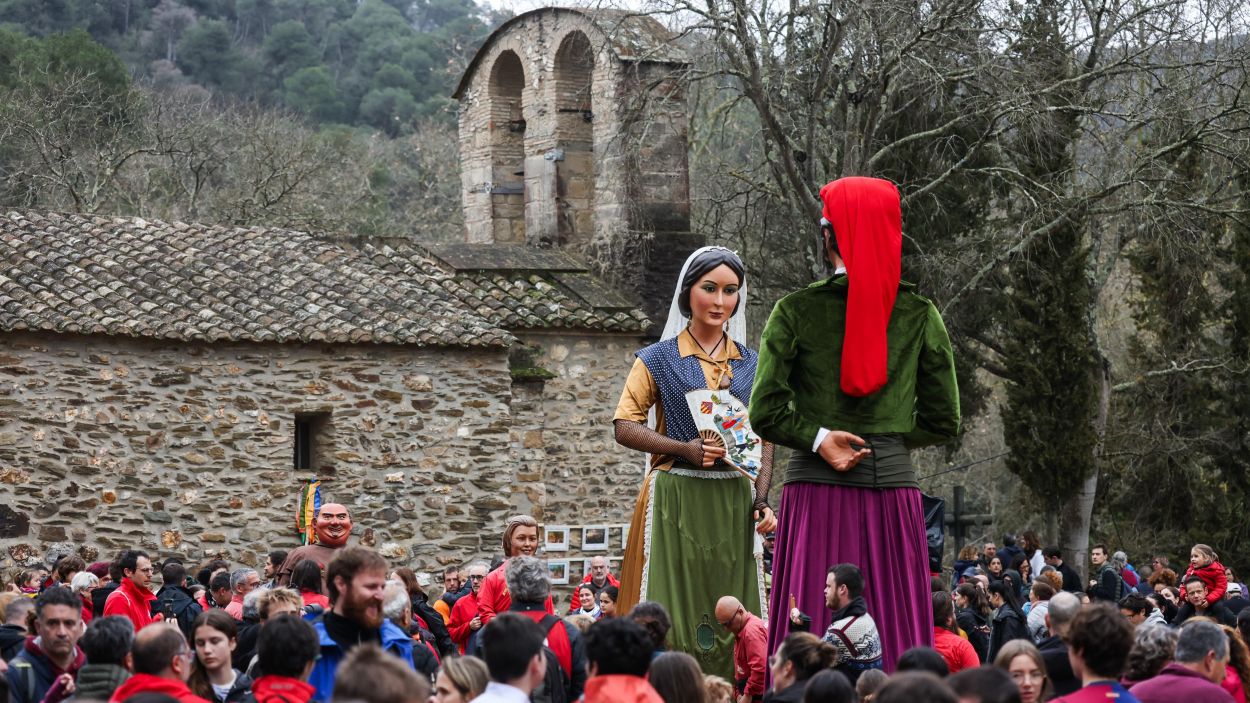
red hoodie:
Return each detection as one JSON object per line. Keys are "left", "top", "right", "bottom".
{"left": 103, "top": 578, "right": 159, "bottom": 631}
{"left": 583, "top": 675, "right": 664, "bottom": 703}
{"left": 108, "top": 674, "right": 209, "bottom": 703}
{"left": 249, "top": 675, "right": 317, "bottom": 703}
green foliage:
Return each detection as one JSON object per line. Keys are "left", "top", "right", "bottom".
{"left": 0, "top": 0, "right": 506, "bottom": 131}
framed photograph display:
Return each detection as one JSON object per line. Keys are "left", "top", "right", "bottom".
{"left": 547, "top": 559, "right": 570, "bottom": 585}
{"left": 544, "top": 525, "right": 570, "bottom": 552}
{"left": 582, "top": 525, "right": 609, "bottom": 551}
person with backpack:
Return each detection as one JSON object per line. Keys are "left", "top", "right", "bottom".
{"left": 156, "top": 561, "right": 204, "bottom": 641}
{"left": 497, "top": 556, "right": 586, "bottom": 703}
{"left": 476, "top": 613, "right": 548, "bottom": 703}
{"left": 1086, "top": 544, "right": 1125, "bottom": 603}
{"left": 5, "top": 586, "right": 86, "bottom": 703}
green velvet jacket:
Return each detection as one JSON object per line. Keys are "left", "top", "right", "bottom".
{"left": 750, "top": 274, "right": 961, "bottom": 453}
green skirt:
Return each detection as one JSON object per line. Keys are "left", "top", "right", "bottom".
{"left": 635, "top": 466, "right": 766, "bottom": 679}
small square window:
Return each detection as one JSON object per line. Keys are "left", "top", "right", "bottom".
{"left": 294, "top": 412, "right": 331, "bottom": 471}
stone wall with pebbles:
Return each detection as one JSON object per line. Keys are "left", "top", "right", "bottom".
{"left": 0, "top": 331, "right": 517, "bottom": 574}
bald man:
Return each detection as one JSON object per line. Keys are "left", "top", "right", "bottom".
{"left": 716, "top": 596, "right": 766, "bottom": 703}
{"left": 108, "top": 625, "right": 209, "bottom": 703}
{"left": 277, "top": 502, "right": 353, "bottom": 587}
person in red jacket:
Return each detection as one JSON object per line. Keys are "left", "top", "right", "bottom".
{"left": 932, "top": 592, "right": 979, "bottom": 675}
{"left": 109, "top": 625, "right": 210, "bottom": 703}
{"left": 448, "top": 562, "right": 488, "bottom": 653}
{"left": 1185, "top": 544, "right": 1229, "bottom": 608}
{"left": 580, "top": 619, "right": 663, "bottom": 703}
{"left": 475, "top": 515, "right": 551, "bottom": 625}
{"left": 104, "top": 550, "right": 161, "bottom": 632}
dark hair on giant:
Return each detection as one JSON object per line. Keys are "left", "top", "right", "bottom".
{"left": 326, "top": 547, "right": 388, "bottom": 606}
{"left": 34, "top": 585, "right": 80, "bottom": 619}
{"left": 79, "top": 616, "right": 135, "bottom": 666}
{"left": 584, "top": 617, "right": 653, "bottom": 677}
{"left": 290, "top": 559, "right": 323, "bottom": 595}
{"left": 676, "top": 247, "right": 745, "bottom": 318}
{"left": 1066, "top": 602, "right": 1136, "bottom": 679}
{"left": 647, "top": 652, "right": 707, "bottom": 703}
{"left": 117, "top": 550, "right": 148, "bottom": 576}
{"left": 828, "top": 563, "right": 864, "bottom": 600}
{"left": 947, "top": 667, "right": 1021, "bottom": 703}
{"left": 955, "top": 582, "right": 991, "bottom": 619}
{"left": 481, "top": 612, "right": 545, "bottom": 682}
{"left": 801, "top": 668, "right": 855, "bottom": 703}
{"left": 258, "top": 614, "right": 319, "bottom": 678}
{"left": 776, "top": 632, "right": 836, "bottom": 682}
{"left": 626, "top": 600, "right": 671, "bottom": 651}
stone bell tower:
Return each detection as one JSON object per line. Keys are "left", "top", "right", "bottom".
{"left": 453, "top": 7, "right": 702, "bottom": 332}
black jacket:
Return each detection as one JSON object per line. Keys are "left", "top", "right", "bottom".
{"left": 1087, "top": 564, "right": 1123, "bottom": 602}
{"left": 410, "top": 593, "right": 454, "bottom": 658}
{"left": 0, "top": 624, "right": 26, "bottom": 661}
{"left": 955, "top": 607, "right": 990, "bottom": 663}
{"left": 762, "top": 678, "right": 810, "bottom": 703}
{"left": 988, "top": 606, "right": 1030, "bottom": 661}
{"left": 1175, "top": 600, "right": 1237, "bottom": 627}
{"left": 156, "top": 585, "right": 204, "bottom": 640}
{"left": 1056, "top": 562, "right": 1084, "bottom": 593}
{"left": 234, "top": 620, "right": 261, "bottom": 671}
{"left": 92, "top": 582, "right": 119, "bottom": 619}
{"left": 1037, "top": 635, "right": 1080, "bottom": 696}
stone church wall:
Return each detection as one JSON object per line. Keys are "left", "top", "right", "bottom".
{"left": 0, "top": 331, "right": 516, "bottom": 574}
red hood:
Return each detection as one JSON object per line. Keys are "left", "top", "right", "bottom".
{"left": 109, "top": 674, "right": 210, "bottom": 703}
{"left": 584, "top": 675, "right": 665, "bottom": 703}
{"left": 251, "top": 675, "right": 316, "bottom": 703}
{"left": 121, "top": 577, "right": 157, "bottom": 604}
{"left": 820, "top": 177, "right": 902, "bottom": 397}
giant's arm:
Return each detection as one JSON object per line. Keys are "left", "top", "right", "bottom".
{"left": 751, "top": 300, "right": 823, "bottom": 450}
{"left": 752, "top": 442, "right": 775, "bottom": 510}
{"left": 613, "top": 420, "right": 705, "bottom": 466}
{"left": 904, "top": 303, "right": 961, "bottom": 448}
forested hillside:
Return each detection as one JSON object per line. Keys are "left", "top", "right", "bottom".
{"left": 0, "top": 0, "right": 509, "bottom": 238}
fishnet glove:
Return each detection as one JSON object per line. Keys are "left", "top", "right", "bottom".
{"left": 753, "top": 441, "right": 775, "bottom": 511}
{"left": 614, "top": 420, "right": 704, "bottom": 466}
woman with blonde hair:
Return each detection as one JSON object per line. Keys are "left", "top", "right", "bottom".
{"left": 429, "top": 655, "right": 489, "bottom": 703}
{"left": 993, "top": 639, "right": 1050, "bottom": 703}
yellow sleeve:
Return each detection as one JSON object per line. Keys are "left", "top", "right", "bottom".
{"left": 613, "top": 358, "right": 658, "bottom": 423}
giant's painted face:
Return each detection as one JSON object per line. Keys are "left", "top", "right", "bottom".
{"left": 314, "top": 503, "right": 352, "bottom": 547}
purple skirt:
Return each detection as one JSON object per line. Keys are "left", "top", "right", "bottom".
{"left": 767, "top": 482, "right": 933, "bottom": 672}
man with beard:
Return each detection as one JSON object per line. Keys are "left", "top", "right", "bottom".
{"left": 306, "top": 547, "right": 415, "bottom": 701}
{"left": 277, "top": 503, "right": 353, "bottom": 587}
{"left": 789, "top": 563, "right": 882, "bottom": 685}
{"left": 5, "top": 586, "right": 86, "bottom": 703}
{"left": 448, "top": 562, "right": 489, "bottom": 654}
{"left": 475, "top": 515, "right": 553, "bottom": 625}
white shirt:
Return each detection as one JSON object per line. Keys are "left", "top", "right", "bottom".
{"left": 471, "top": 682, "right": 531, "bottom": 703}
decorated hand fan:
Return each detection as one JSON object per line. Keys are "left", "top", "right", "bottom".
{"left": 685, "top": 389, "right": 762, "bottom": 479}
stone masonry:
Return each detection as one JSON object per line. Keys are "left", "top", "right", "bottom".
{"left": 455, "top": 7, "right": 704, "bottom": 330}
{"left": 0, "top": 332, "right": 514, "bottom": 571}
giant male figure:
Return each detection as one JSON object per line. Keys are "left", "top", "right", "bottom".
{"left": 751, "top": 177, "right": 960, "bottom": 671}
{"left": 276, "top": 502, "right": 352, "bottom": 587}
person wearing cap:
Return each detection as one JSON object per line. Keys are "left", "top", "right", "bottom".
{"left": 751, "top": 177, "right": 961, "bottom": 671}
{"left": 1224, "top": 583, "right": 1249, "bottom": 616}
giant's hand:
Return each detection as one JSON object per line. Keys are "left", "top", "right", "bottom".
{"left": 817, "top": 431, "right": 871, "bottom": 472}
{"left": 754, "top": 506, "right": 776, "bottom": 534}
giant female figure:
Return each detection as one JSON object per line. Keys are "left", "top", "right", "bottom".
{"left": 613, "top": 246, "right": 775, "bottom": 679}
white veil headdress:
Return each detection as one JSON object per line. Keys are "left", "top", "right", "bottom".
{"left": 644, "top": 245, "right": 749, "bottom": 467}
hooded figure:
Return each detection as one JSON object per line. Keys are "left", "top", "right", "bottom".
{"left": 751, "top": 176, "right": 961, "bottom": 671}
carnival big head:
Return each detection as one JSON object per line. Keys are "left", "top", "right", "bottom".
{"left": 819, "top": 177, "right": 903, "bottom": 397}
{"left": 502, "top": 514, "right": 540, "bottom": 558}
{"left": 314, "top": 502, "right": 352, "bottom": 547}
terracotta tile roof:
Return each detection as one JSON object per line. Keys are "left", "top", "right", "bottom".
{"left": 0, "top": 212, "right": 512, "bottom": 348}
{"left": 356, "top": 241, "right": 651, "bottom": 333}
